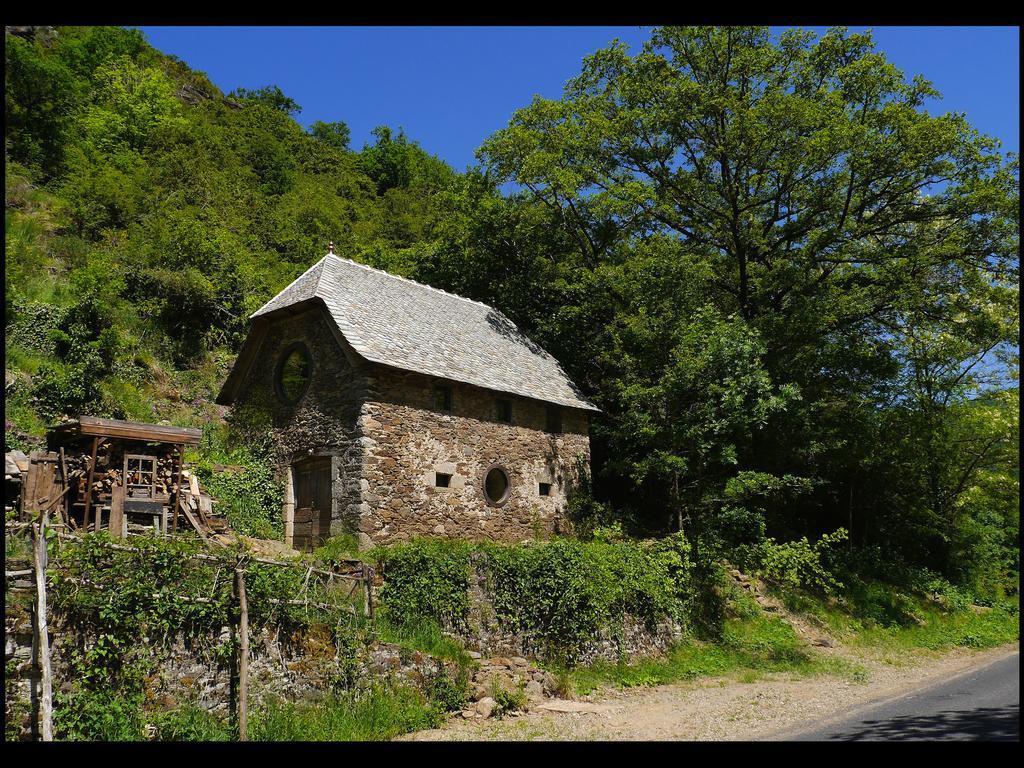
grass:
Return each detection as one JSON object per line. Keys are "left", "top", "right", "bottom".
{"left": 248, "top": 685, "right": 444, "bottom": 741}
{"left": 374, "top": 615, "right": 475, "bottom": 668}
{"left": 4, "top": 527, "right": 32, "bottom": 562}
{"left": 563, "top": 612, "right": 867, "bottom": 696}
{"left": 312, "top": 534, "right": 363, "bottom": 566}
{"left": 152, "top": 705, "right": 233, "bottom": 741}
{"left": 780, "top": 583, "right": 1020, "bottom": 653}
{"left": 853, "top": 603, "right": 1019, "bottom": 652}
{"left": 153, "top": 687, "right": 446, "bottom": 742}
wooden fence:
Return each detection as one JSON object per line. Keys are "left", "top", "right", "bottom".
{"left": 4, "top": 517, "right": 375, "bottom": 742}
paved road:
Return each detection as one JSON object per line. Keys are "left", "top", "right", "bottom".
{"left": 782, "top": 651, "right": 1019, "bottom": 741}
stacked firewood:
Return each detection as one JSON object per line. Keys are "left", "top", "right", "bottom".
{"left": 61, "top": 447, "right": 181, "bottom": 497}
{"left": 61, "top": 451, "right": 98, "bottom": 494}
{"left": 156, "top": 455, "right": 178, "bottom": 494}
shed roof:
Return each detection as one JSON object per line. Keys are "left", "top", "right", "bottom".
{"left": 227, "top": 254, "right": 598, "bottom": 411}
{"left": 47, "top": 416, "right": 202, "bottom": 446}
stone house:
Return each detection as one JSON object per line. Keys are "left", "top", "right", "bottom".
{"left": 216, "top": 252, "right": 598, "bottom": 550}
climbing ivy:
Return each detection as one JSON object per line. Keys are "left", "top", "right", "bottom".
{"left": 375, "top": 538, "right": 472, "bottom": 631}
{"left": 374, "top": 534, "right": 697, "bottom": 665}
{"left": 45, "top": 532, "right": 366, "bottom": 740}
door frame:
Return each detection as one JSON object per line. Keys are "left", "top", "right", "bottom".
{"left": 285, "top": 454, "right": 334, "bottom": 550}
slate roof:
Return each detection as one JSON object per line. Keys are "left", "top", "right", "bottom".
{"left": 247, "top": 254, "right": 599, "bottom": 411}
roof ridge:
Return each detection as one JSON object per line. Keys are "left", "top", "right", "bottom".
{"left": 325, "top": 253, "right": 499, "bottom": 312}
{"left": 251, "top": 255, "right": 329, "bottom": 318}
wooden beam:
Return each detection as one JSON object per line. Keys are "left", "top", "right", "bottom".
{"left": 57, "top": 448, "right": 68, "bottom": 527}
{"left": 75, "top": 416, "right": 202, "bottom": 445}
{"left": 49, "top": 416, "right": 202, "bottom": 446}
{"left": 109, "top": 483, "right": 125, "bottom": 540}
{"left": 177, "top": 496, "right": 207, "bottom": 539}
{"left": 364, "top": 564, "right": 375, "bottom": 620}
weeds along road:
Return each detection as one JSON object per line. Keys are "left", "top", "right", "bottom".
{"left": 402, "top": 645, "right": 1020, "bottom": 741}
{"left": 776, "top": 651, "right": 1019, "bottom": 741}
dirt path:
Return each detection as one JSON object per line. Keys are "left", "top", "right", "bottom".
{"left": 400, "top": 643, "right": 1019, "bottom": 741}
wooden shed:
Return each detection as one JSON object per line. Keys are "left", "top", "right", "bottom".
{"left": 24, "top": 417, "right": 216, "bottom": 538}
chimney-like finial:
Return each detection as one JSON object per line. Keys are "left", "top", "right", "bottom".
{"left": 328, "top": 240, "right": 335, "bottom": 255}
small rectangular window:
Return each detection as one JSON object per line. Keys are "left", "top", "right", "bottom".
{"left": 435, "top": 473, "right": 452, "bottom": 488}
{"left": 495, "top": 398, "right": 512, "bottom": 423}
{"left": 545, "top": 405, "right": 562, "bottom": 433}
{"left": 434, "top": 385, "right": 452, "bottom": 413}
{"left": 538, "top": 482, "right": 551, "bottom": 497}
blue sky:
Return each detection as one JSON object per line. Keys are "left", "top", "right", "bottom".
{"left": 139, "top": 26, "right": 1019, "bottom": 171}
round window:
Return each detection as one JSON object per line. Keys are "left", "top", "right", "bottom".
{"left": 483, "top": 465, "right": 511, "bottom": 506}
{"left": 275, "top": 343, "right": 312, "bottom": 404}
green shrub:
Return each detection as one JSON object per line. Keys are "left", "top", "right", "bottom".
{"left": 375, "top": 535, "right": 697, "bottom": 665}
{"left": 375, "top": 538, "right": 472, "bottom": 630}
{"left": 53, "top": 688, "right": 146, "bottom": 741}
{"left": 46, "top": 531, "right": 368, "bottom": 740}
{"left": 423, "top": 666, "right": 470, "bottom": 714}
{"left": 489, "top": 676, "right": 528, "bottom": 717}
{"left": 192, "top": 430, "right": 284, "bottom": 540}
{"left": 737, "top": 529, "right": 847, "bottom": 596}
{"left": 685, "top": 546, "right": 728, "bottom": 640}
{"left": 313, "top": 534, "right": 363, "bottom": 567}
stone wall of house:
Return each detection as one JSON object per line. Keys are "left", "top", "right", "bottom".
{"left": 231, "top": 306, "right": 368, "bottom": 541}
{"left": 230, "top": 306, "right": 593, "bottom": 548}
{"left": 356, "top": 366, "right": 591, "bottom": 546}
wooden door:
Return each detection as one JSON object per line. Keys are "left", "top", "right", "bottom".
{"left": 292, "top": 457, "right": 332, "bottom": 551}
{"left": 21, "top": 451, "right": 62, "bottom": 520}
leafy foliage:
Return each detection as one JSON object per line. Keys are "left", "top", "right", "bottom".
{"left": 375, "top": 535, "right": 697, "bottom": 664}
{"left": 737, "top": 529, "right": 849, "bottom": 596}
{"left": 192, "top": 419, "right": 284, "bottom": 539}
{"left": 375, "top": 538, "right": 472, "bottom": 630}
{"left": 44, "top": 531, "right": 367, "bottom": 740}
{"left": 4, "top": 25, "right": 1018, "bottom": 606}
{"left": 476, "top": 25, "right": 1019, "bottom": 594}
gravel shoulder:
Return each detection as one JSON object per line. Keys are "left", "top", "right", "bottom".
{"left": 400, "top": 642, "right": 1020, "bottom": 741}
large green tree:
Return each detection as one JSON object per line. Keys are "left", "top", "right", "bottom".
{"left": 478, "top": 26, "right": 1018, "bottom": 574}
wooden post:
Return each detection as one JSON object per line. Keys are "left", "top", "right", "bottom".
{"left": 32, "top": 519, "right": 53, "bottom": 741}
{"left": 235, "top": 566, "right": 249, "bottom": 742}
{"left": 110, "top": 482, "right": 125, "bottom": 540}
{"left": 82, "top": 437, "right": 99, "bottom": 531}
{"left": 364, "top": 565, "right": 375, "bottom": 621}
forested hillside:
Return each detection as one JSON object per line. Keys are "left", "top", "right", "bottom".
{"left": 5, "top": 26, "right": 1019, "bottom": 598}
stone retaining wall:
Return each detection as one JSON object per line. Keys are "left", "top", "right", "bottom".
{"left": 4, "top": 601, "right": 459, "bottom": 741}
{"left": 431, "top": 560, "right": 683, "bottom": 666}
